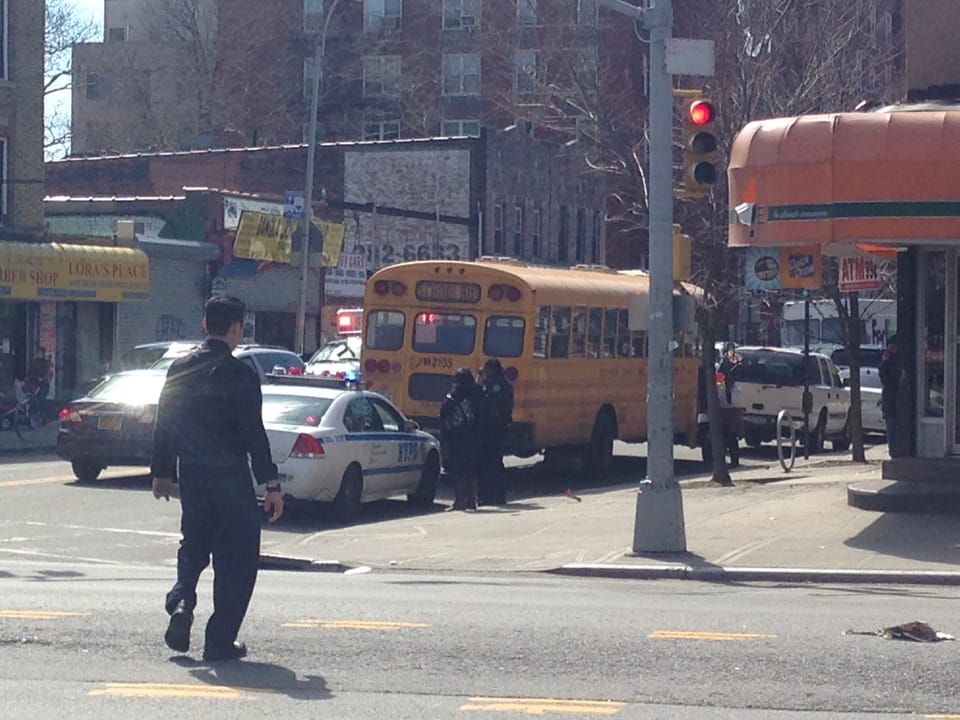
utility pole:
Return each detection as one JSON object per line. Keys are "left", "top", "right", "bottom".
{"left": 296, "top": 43, "right": 323, "bottom": 357}
{"left": 599, "top": 0, "right": 685, "bottom": 552}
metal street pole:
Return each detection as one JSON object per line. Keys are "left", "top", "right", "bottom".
{"left": 297, "top": 0, "right": 344, "bottom": 356}
{"left": 599, "top": 0, "right": 685, "bottom": 552}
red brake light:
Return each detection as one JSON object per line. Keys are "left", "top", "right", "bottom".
{"left": 290, "top": 433, "right": 325, "bottom": 459}
{"left": 505, "top": 366, "right": 519, "bottom": 382}
{"left": 390, "top": 281, "right": 406, "bottom": 296}
{"left": 289, "top": 366, "right": 303, "bottom": 375}
{"left": 59, "top": 407, "right": 82, "bottom": 424}
{"left": 374, "top": 280, "right": 390, "bottom": 296}
{"left": 377, "top": 359, "right": 391, "bottom": 373}
{"left": 364, "top": 359, "right": 379, "bottom": 373}
{"left": 505, "top": 286, "right": 522, "bottom": 302}
{"left": 488, "top": 285, "right": 504, "bottom": 301}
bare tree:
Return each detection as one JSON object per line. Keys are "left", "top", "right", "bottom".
{"left": 45, "top": 0, "right": 98, "bottom": 155}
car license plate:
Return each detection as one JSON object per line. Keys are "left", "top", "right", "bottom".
{"left": 98, "top": 416, "right": 123, "bottom": 431}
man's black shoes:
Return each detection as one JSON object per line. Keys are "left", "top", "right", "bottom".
{"left": 203, "top": 641, "right": 248, "bottom": 662}
{"left": 164, "top": 602, "right": 193, "bottom": 653}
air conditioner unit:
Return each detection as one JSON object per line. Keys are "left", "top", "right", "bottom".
{"left": 461, "top": 16, "right": 477, "bottom": 28}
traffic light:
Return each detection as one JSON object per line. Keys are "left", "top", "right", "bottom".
{"left": 681, "top": 97, "right": 718, "bottom": 198}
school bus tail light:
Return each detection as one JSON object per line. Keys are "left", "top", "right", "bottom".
{"left": 505, "top": 366, "right": 519, "bottom": 382}
{"left": 374, "top": 280, "right": 390, "bottom": 296}
{"left": 290, "top": 434, "right": 325, "bottom": 460}
{"left": 505, "top": 286, "right": 522, "bottom": 302}
{"left": 488, "top": 285, "right": 522, "bottom": 302}
{"left": 364, "top": 359, "right": 379, "bottom": 373}
{"left": 377, "top": 359, "right": 391, "bottom": 374}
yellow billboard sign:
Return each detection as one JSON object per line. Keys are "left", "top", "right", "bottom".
{"left": 313, "top": 219, "right": 345, "bottom": 267}
{"left": 0, "top": 241, "right": 149, "bottom": 302}
{"left": 233, "top": 211, "right": 297, "bottom": 263}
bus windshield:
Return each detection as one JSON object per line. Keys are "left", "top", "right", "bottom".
{"left": 412, "top": 312, "right": 477, "bottom": 354}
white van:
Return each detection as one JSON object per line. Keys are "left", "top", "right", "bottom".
{"left": 732, "top": 346, "right": 850, "bottom": 452}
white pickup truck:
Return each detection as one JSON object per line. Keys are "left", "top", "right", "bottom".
{"left": 731, "top": 346, "right": 851, "bottom": 453}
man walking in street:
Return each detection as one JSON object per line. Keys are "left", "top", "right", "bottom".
{"left": 878, "top": 334, "right": 900, "bottom": 458}
{"left": 151, "top": 295, "right": 284, "bottom": 662}
{"left": 477, "top": 358, "right": 513, "bottom": 506}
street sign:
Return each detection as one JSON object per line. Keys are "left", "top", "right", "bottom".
{"left": 284, "top": 190, "right": 305, "bottom": 220}
{"left": 665, "top": 38, "right": 715, "bottom": 76}
{"left": 839, "top": 255, "right": 882, "bottom": 292}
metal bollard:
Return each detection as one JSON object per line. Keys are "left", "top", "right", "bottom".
{"left": 776, "top": 409, "right": 796, "bottom": 472}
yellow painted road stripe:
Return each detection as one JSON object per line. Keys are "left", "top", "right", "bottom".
{"left": 90, "top": 683, "right": 256, "bottom": 699}
{"left": 0, "top": 472, "right": 139, "bottom": 489}
{"left": 925, "top": 715, "right": 960, "bottom": 719}
{"left": 461, "top": 697, "right": 625, "bottom": 715}
{"left": 282, "top": 619, "right": 430, "bottom": 630}
{"left": 0, "top": 610, "right": 90, "bottom": 619}
{"left": 649, "top": 630, "right": 776, "bottom": 641}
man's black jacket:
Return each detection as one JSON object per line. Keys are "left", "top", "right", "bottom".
{"left": 151, "top": 338, "right": 278, "bottom": 484}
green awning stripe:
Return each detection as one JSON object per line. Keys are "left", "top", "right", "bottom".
{"left": 765, "top": 201, "right": 960, "bottom": 222}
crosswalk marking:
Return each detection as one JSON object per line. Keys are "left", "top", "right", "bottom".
{"left": 461, "top": 697, "right": 625, "bottom": 715}
{"left": 281, "top": 619, "right": 430, "bottom": 630}
{"left": 0, "top": 610, "right": 90, "bottom": 620}
{"left": 90, "top": 683, "right": 256, "bottom": 699}
{"left": 648, "top": 630, "right": 776, "bottom": 641}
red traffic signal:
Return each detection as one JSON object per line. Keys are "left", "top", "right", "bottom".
{"left": 688, "top": 99, "right": 715, "bottom": 126}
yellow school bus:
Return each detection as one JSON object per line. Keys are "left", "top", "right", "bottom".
{"left": 361, "top": 259, "right": 700, "bottom": 478}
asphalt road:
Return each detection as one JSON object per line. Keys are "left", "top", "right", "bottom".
{"left": 1, "top": 559, "right": 958, "bottom": 719}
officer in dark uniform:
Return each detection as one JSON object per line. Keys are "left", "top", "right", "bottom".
{"left": 477, "top": 358, "right": 514, "bottom": 506}
{"left": 151, "top": 295, "right": 283, "bottom": 662}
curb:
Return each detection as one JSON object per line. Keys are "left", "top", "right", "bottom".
{"left": 847, "top": 480, "right": 960, "bottom": 513}
{"left": 548, "top": 563, "right": 960, "bottom": 586}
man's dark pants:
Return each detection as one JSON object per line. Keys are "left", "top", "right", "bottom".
{"left": 165, "top": 464, "right": 261, "bottom": 651}
{"left": 478, "top": 429, "right": 507, "bottom": 505}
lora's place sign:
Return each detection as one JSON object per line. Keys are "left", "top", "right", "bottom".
{"left": 0, "top": 242, "right": 150, "bottom": 302}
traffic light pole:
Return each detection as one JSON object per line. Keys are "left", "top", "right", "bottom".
{"left": 600, "top": 0, "right": 686, "bottom": 552}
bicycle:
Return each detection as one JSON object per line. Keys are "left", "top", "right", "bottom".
{"left": 0, "top": 386, "right": 41, "bottom": 441}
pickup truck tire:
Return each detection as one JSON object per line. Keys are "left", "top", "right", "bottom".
{"left": 805, "top": 410, "right": 826, "bottom": 454}
{"left": 832, "top": 422, "right": 851, "bottom": 452}
{"left": 744, "top": 431, "right": 763, "bottom": 448}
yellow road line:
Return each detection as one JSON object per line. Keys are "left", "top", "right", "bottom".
{"left": 461, "top": 697, "right": 625, "bottom": 715}
{"left": 0, "top": 610, "right": 90, "bottom": 619}
{"left": 281, "top": 619, "right": 430, "bottom": 630}
{"left": 649, "top": 630, "right": 776, "bottom": 641}
{"left": 90, "top": 683, "right": 256, "bottom": 699}
{"left": 925, "top": 715, "right": 960, "bottom": 719}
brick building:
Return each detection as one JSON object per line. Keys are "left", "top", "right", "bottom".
{"left": 46, "top": 127, "right": 605, "bottom": 349}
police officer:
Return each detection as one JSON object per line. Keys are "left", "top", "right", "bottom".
{"left": 151, "top": 295, "right": 283, "bottom": 662}
{"left": 477, "top": 358, "right": 514, "bottom": 506}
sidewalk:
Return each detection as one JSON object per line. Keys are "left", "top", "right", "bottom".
{"left": 0, "top": 419, "right": 59, "bottom": 454}
{"left": 260, "top": 444, "right": 960, "bottom": 585}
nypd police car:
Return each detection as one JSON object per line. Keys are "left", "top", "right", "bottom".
{"left": 260, "top": 375, "right": 441, "bottom": 521}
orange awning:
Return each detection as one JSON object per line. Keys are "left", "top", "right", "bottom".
{"left": 728, "top": 110, "right": 960, "bottom": 248}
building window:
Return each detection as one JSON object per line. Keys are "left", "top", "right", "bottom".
{"left": 304, "top": 0, "right": 324, "bottom": 31}
{"left": 558, "top": 206, "right": 569, "bottom": 263}
{"left": 362, "top": 55, "right": 401, "bottom": 96}
{"left": 493, "top": 204, "right": 504, "bottom": 254}
{"left": 304, "top": 0, "right": 324, "bottom": 13}
{"left": 0, "top": 0, "right": 6, "bottom": 79}
{"left": 362, "top": 119, "right": 401, "bottom": 141}
{"left": 517, "top": 0, "right": 537, "bottom": 26}
{"left": 364, "top": 0, "right": 402, "bottom": 31}
{"left": 107, "top": 26, "right": 127, "bottom": 42}
{"left": 86, "top": 73, "right": 107, "bottom": 100}
{"left": 531, "top": 208, "right": 541, "bottom": 258}
{"left": 442, "top": 53, "right": 481, "bottom": 96}
{"left": 592, "top": 210, "right": 602, "bottom": 264}
{"left": 514, "top": 50, "right": 536, "bottom": 95}
{"left": 441, "top": 119, "right": 481, "bottom": 137}
{"left": 575, "top": 208, "right": 586, "bottom": 262}
{"left": 303, "top": 57, "right": 317, "bottom": 98}
{"left": 513, "top": 204, "right": 524, "bottom": 256}
{"left": 0, "top": 137, "right": 6, "bottom": 222}
{"left": 576, "top": 0, "right": 597, "bottom": 26}
{"left": 443, "top": 0, "right": 480, "bottom": 28}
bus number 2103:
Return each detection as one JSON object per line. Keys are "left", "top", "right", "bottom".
{"left": 415, "top": 357, "right": 454, "bottom": 370}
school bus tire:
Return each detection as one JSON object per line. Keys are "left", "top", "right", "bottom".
{"left": 583, "top": 410, "right": 616, "bottom": 481}
{"left": 408, "top": 451, "right": 440, "bottom": 506}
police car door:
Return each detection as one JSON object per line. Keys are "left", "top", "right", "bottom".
{"left": 343, "top": 396, "right": 387, "bottom": 496}
{"left": 369, "top": 395, "right": 423, "bottom": 494}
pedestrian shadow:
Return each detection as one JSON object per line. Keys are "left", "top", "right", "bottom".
{"left": 182, "top": 659, "right": 332, "bottom": 700}
{"left": 844, "top": 511, "right": 960, "bottom": 565}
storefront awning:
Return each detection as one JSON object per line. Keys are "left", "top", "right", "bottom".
{"left": 0, "top": 241, "right": 150, "bottom": 302}
{"left": 728, "top": 110, "right": 960, "bottom": 248}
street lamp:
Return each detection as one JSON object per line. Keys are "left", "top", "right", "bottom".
{"left": 296, "top": 0, "right": 357, "bottom": 356}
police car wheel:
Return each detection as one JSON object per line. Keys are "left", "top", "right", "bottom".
{"left": 332, "top": 465, "right": 363, "bottom": 522}
{"left": 408, "top": 451, "right": 440, "bottom": 506}
{"left": 72, "top": 460, "right": 104, "bottom": 484}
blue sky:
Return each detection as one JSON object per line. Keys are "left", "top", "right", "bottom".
{"left": 73, "top": 0, "right": 103, "bottom": 27}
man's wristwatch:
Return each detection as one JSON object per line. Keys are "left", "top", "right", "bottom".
{"left": 265, "top": 483, "right": 282, "bottom": 494}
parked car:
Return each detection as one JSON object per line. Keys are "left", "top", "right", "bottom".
{"left": 305, "top": 335, "right": 362, "bottom": 379}
{"left": 854, "top": 366, "right": 886, "bottom": 436}
{"left": 259, "top": 375, "right": 441, "bottom": 521}
{"left": 151, "top": 343, "right": 306, "bottom": 382}
{"left": 733, "top": 346, "right": 850, "bottom": 452}
{"left": 57, "top": 369, "right": 168, "bottom": 483}
{"left": 73, "top": 339, "right": 204, "bottom": 399}
{"left": 830, "top": 344, "right": 884, "bottom": 382}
